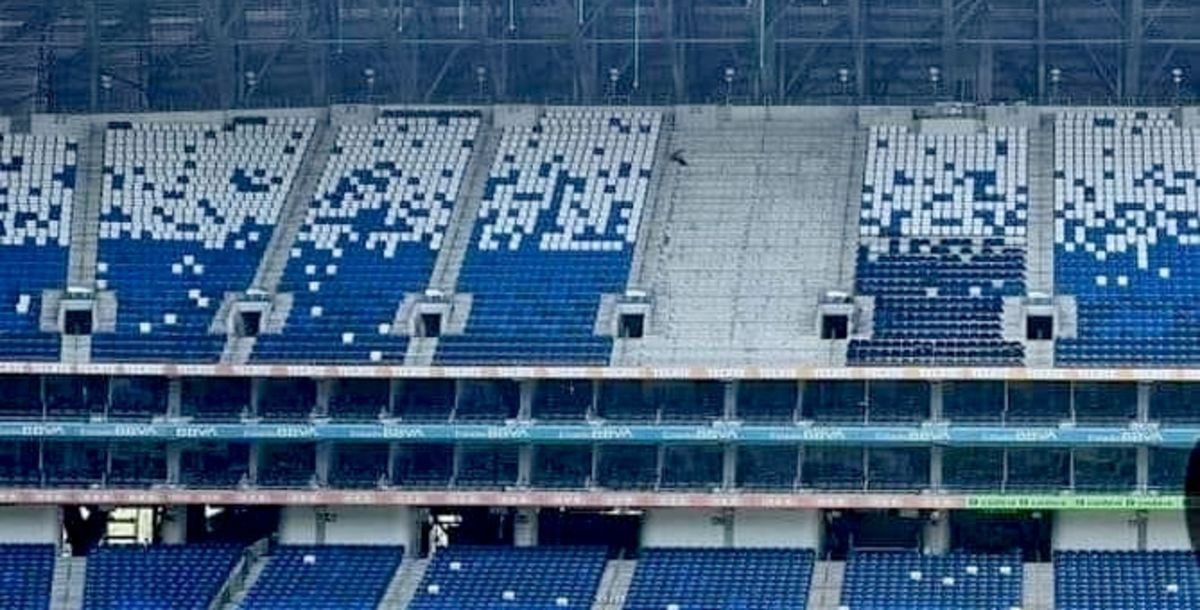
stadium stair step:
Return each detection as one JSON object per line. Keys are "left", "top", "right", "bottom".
{"left": 68, "top": 124, "right": 105, "bottom": 288}
{"left": 426, "top": 112, "right": 497, "bottom": 294}
{"left": 216, "top": 549, "right": 270, "bottom": 610}
{"left": 49, "top": 554, "right": 86, "bottom": 610}
{"left": 1023, "top": 561, "right": 1054, "bottom": 610}
{"left": 378, "top": 556, "right": 428, "bottom": 610}
{"left": 248, "top": 115, "right": 333, "bottom": 294}
{"left": 806, "top": 560, "right": 845, "bottom": 610}
{"left": 591, "top": 559, "right": 636, "bottom": 610}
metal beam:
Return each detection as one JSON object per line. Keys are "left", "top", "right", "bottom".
{"left": 1125, "top": 0, "right": 1144, "bottom": 99}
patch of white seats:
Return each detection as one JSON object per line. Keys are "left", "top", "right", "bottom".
{"left": 477, "top": 108, "right": 660, "bottom": 252}
{"left": 1055, "top": 110, "right": 1200, "bottom": 278}
{"left": 861, "top": 125, "right": 1028, "bottom": 248}
{"left": 296, "top": 113, "right": 479, "bottom": 259}
{"left": 99, "top": 117, "right": 314, "bottom": 248}
{"left": 0, "top": 133, "right": 76, "bottom": 247}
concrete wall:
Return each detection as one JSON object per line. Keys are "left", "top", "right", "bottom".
{"left": 643, "top": 509, "right": 820, "bottom": 549}
{"left": 731, "top": 510, "right": 820, "bottom": 549}
{"left": 1053, "top": 511, "right": 1139, "bottom": 551}
{"left": 279, "top": 506, "right": 415, "bottom": 548}
{"left": 641, "top": 509, "right": 726, "bottom": 547}
{"left": 0, "top": 507, "right": 59, "bottom": 544}
{"left": 1146, "top": 511, "right": 1190, "bottom": 551}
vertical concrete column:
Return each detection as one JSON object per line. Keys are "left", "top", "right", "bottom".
{"left": 248, "top": 442, "right": 262, "bottom": 485}
{"left": 724, "top": 381, "right": 738, "bottom": 420}
{"left": 250, "top": 378, "right": 265, "bottom": 418}
{"left": 315, "top": 379, "right": 333, "bottom": 418}
{"left": 722, "top": 508, "right": 735, "bottom": 548}
{"left": 929, "top": 381, "right": 944, "bottom": 422}
{"left": 387, "top": 442, "right": 399, "bottom": 485}
{"left": 518, "top": 445, "right": 533, "bottom": 488}
{"left": 166, "top": 443, "right": 182, "bottom": 485}
{"left": 514, "top": 508, "right": 539, "bottom": 547}
{"left": 315, "top": 442, "right": 332, "bottom": 487}
{"left": 723, "top": 444, "right": 737, "bottom": 491}
{"left": 922, "top": 514, "right": 950, "bottom": 554}
{"left": 590, "top": 443, "right": 601, "bottom": 488}
{"left": 167, "top": 378, "right": 182, "bottom": 418}
{"left": 1136, "top": 381, "right": 1151, "bottom": 423}
{"left": 160, "top": 506, "right": 188, "bottom": 544}
{"left": 930, "top": 446, "right": 943, "bottom": 492}
{"left": 1136, "top": 446, "right": 1149, "bottom": 493}
{"left": 518, "top": 380, "right": 535, "bottom": 421}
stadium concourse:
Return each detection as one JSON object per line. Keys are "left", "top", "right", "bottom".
{"left": 2, "top": 103, "right": 1200, "bottom": 610}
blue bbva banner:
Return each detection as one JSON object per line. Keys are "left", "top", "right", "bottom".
{"left": 0, "top": 421, "right": 1193, "bottom": 446}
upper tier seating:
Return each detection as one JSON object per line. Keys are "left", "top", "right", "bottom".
{"left": 1056, "top": 550, "right": 1200, "bottom": 610}
{"left": 82, "top": 544, "right": 241, "bottom": 610}
{"left": 0, "top": 133, "right": 77, "bottom": 362}
{"left": 435, "top": 109, "right": 660, "bottom": 365}
{"left": 849, "top": 125, "right": 1028, "bottom": 366}
{"left": 253, "top": 110, "right": 480, "bottom": 363}
{"left": 841, "top": 550, "right": 1022, "bottom": 610}
{"left": 92, "top": 116, "right": 314, "bottom": 362}
{"left": 239, "top": 545, "right": 403, "bottom": 610}
{"left": 624, "top": 547, "right": 815, "bottom": 610}
{"left": 410, "top": 545, "right": 607, "bottom": 610}
{"left": 1054, "top": 111, "right": 1200, "bottom": 365}
{"left": 0, "top": 543, "right": 54, "bottom": 610}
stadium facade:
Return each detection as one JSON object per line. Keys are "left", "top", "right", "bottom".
{"left": 6, "top": 0, "right": 1200, "bottom": 596}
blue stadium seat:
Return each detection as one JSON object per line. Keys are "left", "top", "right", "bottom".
{"left": 83, "top": 544, "right": 241, "bottom": 610}
{"left": 849, "top": 125, "right": 1027, "bottom": 366}
{"left": 624, "top": 547, "right": 815, "bottom": 610}
{"left": 239, "top": 545, "right": 402, "bottom": 610}
{"left": 0, "top": 133, "right": 77, "bottom": 362}
{"left": 1054, "top": 111, "right": 1200, "bottom": 366}
{"left": 253, "top": 110, "right": 480, "bottom": 363}
{"left": 91, "top": 117, "right": 314, "bottom": 362}
{"left": 410, "top": 546, "right": 607, "bottom": 610}
{"left": 1055, "top": 550, "right": 1200, "bottom": 610}
{"left": 435, "top": 109, "right": 661, "bottom": 365}
{"left": 0, "top": 543, "right": 54, "bottom": 610}
{"left": 841, "top": 550, "right": 1022, "bottom": 610}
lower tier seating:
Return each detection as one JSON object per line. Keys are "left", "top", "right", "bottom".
{"left": 1056, "top": 550, "right": 1200, "bottom": 610}
{"left": 840, "top": 550, "right": 1022, "bottom": 610}
{"left": 410, "top": 546, "right": 607, "bottom": 610}
{"left": 624, "top": 547, "right": 815, "bottom": 610}
{"left": 83, "top": 544, "right": 241, "bottom": 610}
{"left": 0, "top": 544, "right": 54, "bottom": 610}
{"left": 239, "top": 545, "right": 403, "bottom": 610}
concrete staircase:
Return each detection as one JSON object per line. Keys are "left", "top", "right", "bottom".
{"left": 1026, "top": 118, "right": 1056, "bottom": 297}
{"left": 427, "top": 115, "right": 497, "bottom": 293}
{"left": 67, "top": 124, "right": 105, "bottom": 288}
{"left": 249, "top": 118, "right": 334, "bottom": 293}
{"left": 49, "top": 555, "right": 86, "bottom": 610}
{"left": 625, "top": 112, "right": 675, "bottom": 290}
{"left": 627, "top": 108, "right": 860, "bottom": 367}
{"left": 805, "top": 560, "right": 845, "bottom": 610}
{"left": 590, "top": 559, "right": 636, "bottom": 610}
{"left": 216, "top": 552, "right": 271, "bottom": 610}
{"left": 218, "top": 113, "right": 331, "bottom": 365}
{"left": 1022, "top": 562, "right": 1054, "bottom": 610}
{"left": 377, "top": 557, "right": 429, "bottom": 610}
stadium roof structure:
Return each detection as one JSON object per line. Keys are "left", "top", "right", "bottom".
{"left": 2, "top": 0, "right": 1200, "bottom": 113}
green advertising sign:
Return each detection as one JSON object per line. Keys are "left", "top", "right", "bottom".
{"left": 966, "top": 495, "right": 1184, "bottom": 511}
